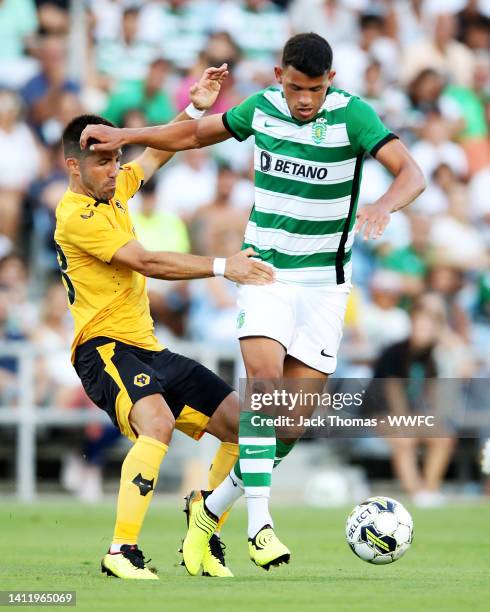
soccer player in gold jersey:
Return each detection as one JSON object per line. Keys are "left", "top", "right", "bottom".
{"left": 54, "top": 65, "right": 273, "bottom": 579}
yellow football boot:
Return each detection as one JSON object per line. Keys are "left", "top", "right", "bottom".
{"left": 202, "top": 534, "right": 234, "bottom": 577}
{"left": 181, "top": 490, "right": 218, "bottom": 576}
{"left": 101, "top": 545, "right": 158, "bottom": 579}
{"left": 248, "top": 526, "right": 290, "bottom": 571}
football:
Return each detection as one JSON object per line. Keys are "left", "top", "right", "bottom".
{"left": 345, "top": 496, "right": 413, "bottom": 564}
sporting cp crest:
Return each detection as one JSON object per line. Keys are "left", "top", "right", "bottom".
{"left": 237, "top": 309, "right": 245, "bottom": 329}
{"left": 312, "top": 118, "right": 327, "bottom": 144}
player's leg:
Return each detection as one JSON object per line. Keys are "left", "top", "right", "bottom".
{"left": 199, "top": 391, "right": 239, "bottom": 577}
{"left": 153, "top": 349, "right": 236, "bottom": 576}
{"left": 101, "top": 393, "right": 174, "bottom": 579}
{"left": 113, "top": 394, "right": 174, "bottom": 544}
{"left": 205, "top": 389, "right": 239, "bottom": 534}
{"left": 75, "top": 338, "right": 172, "bottom": 579}
{"left": 238, "top": 337, "right": 285, "bottom": 536}
{"left": 271, "top": 356, "right": 329, "bottom": 467}
{"left": 233, "top": 336, "right": 293, "bottom": 569}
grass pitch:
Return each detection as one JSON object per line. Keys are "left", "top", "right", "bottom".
{"left": 1, "top": 500, "right": 489, "bottom": 612}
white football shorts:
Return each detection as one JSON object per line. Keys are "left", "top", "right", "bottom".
{"left": 236, "top": 281, "right": 351, "bottom": 375}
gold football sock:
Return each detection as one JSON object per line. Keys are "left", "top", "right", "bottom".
{"left": 113, "top": 435, "right": 168, "bottom": 544}
{"left": 208, "top": 442, "right": 239, "bottom": 533}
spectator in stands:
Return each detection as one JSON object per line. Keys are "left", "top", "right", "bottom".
{"left": 410, "top": 111, "right": 468, "bottom": 180}
{"left": 0, "top": 89, "right": 41, "bottom": 241}
{"left": 133, "top": 180, "right": 190, "bottom": 255}
{"left": 88, "top": 0, "right": 125, "bottom": 43}
{"left": 32, "top": 282, "right": 120, "bottom": 503}
{"left": 0, "top": 286, "right": 26, "bottom": 405}
{"left": 96, "top": 5, "right": 158, "bottom": 87}
{"left": 457, "top": 0, "right": 490, "bottom": 51}
{"left": 443, "top": 53, "right": 490, "bottom": 175}
{"left": 156, "top": 148, "right": 217, "bottom": 221}
{"left": 289, "top": 0, "right": 357, "bottom": 47}
{"left": 401, "top": 12, "right": 476, "bottom": 87}
{"left": 175, "top": 32, "right": 242, "bottom": 114}
{"left": 188, "top": 219, "right": 245, "bottom": 344}
{"left": 334, "top": 12, "right": 398, "bottom": 95}
{"left": 0, "top": 253, "right": 37, "bottom": 336}
{"left": 0, "top": 0, "right": 38, "bottom": 89}
{"left": 469, "top": 166, "right": 490, "bottom": 246}
{"left": 382, "top": 213, "right": 432, "bottom": 297}
{"left": 214, "top": 0, "right": 291, "bottom": 65}
{"left": 389, "top": 0, "right": 428, "bottom": 47}
{"left": 358, "top": 270, "right": 412, "bottom": 356}
{"left": 138, "top": 0, "right": 212, "bottom": 70}
{"left": 404, "top": 69, "right": 465, "bottom": 140}
{"left": 373, "top": 301, "right": 456, "bottom": 507}
{"left": 134, "top": 181, "right": 191, "bottom": 339}
{"left": 104, "top": 57, "right": 176, "bottom": 127}
{"left": 21, "top": 33, "right": 80, "bottom": 143}
{"left": 189, "top": 164, "right": 249, "bottom": 255}
{"left": 30, "top": 281, "right": 80, "bottom": 407}
{"left": 425, "top": 261, "right": 473, "bottom": 345}
{"left": 34, "top": 179, "right": 67, "bottom": 272}
{"left": 429, "top": 171, "right": 487, "bottom": 271}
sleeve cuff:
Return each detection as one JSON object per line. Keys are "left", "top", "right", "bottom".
{"left": 105, "top": 234, "right": 134, "bottom": 264}
{"left": 370, "top": 133, "right": 399, "bottom": 157}
{"left": 222, "top": 112, "right": 245, "bottom": 142}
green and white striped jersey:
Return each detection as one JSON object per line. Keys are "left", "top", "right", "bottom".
{"left": 223, "top": 86, "right": 397, "bottom": 286}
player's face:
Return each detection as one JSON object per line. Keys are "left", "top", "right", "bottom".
{"left": 78, "top": 149, "right": 122, "bottom": 201}
{"left": 275, "top": 65, "right": 335, "bottom": 122}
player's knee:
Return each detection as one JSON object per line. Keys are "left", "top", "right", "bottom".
{"left": 206, "top": 392, "right": 239, "bottom": 443}
{"left": 130, "top": 400, "right": 175, "bottom": 444}
{"left": 140, "top": 413, "right": 175, "bottom": 444}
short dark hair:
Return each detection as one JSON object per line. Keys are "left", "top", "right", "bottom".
{"left": 62, "top": 114, "right": 115, "bottom": 159}
{"left": 282, "top": 33, "right": 333, "bottom": 78}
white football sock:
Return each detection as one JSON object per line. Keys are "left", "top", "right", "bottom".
{"left": 205, "top": 473, "right": 244, "bottom": 518}
{"left": 246, "top": 497, "right": 273, "bottom": 539}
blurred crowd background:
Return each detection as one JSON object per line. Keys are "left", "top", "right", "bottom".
{"left": 0, "top": 0, "right": 489, "bottom": 504}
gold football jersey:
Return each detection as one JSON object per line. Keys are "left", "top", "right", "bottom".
{"left": 54, "top": 162, "right": 163, "bottom": 362}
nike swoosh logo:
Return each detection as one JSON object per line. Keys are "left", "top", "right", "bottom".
{"left": 80, "top": 211, "right": 94, "bottom": 219}
{"left": 321, "top": 349, "right": 334, "bottom": 358}
{"left": 264, "top": 120, "right": 280, "bottom": 128}
{"left": 245, "top": 448, "right": 269, "bottom": 455}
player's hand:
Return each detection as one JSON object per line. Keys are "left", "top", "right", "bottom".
{"left": 225, "top": 247, "right": 275, "bottom": 285}
{"left": 189, "top": 63, "right": 229, "bottom": 111}
{"left": 355, "top": 202, "right": 391, "bottom": 241}
{"left": 80, "top": 124, "right": 127, "bottom": 152}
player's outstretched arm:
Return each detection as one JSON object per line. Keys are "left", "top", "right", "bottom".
{"left": 355, "top": 139, "right": 426, "bottom": 241}
{"left": 111, "top": 240, "right": 274, "bottom": 285}
{"left": 80, "top": 113, "right": 230, "bottom": 154}
{"left": 134, "top": 64, "right": 230, "bottom": 181}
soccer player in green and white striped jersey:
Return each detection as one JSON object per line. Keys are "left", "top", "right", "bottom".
{"left": 80, "top": 33, "right": 426, "bottom": 575}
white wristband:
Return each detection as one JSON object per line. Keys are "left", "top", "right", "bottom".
{"left": 185, "top": 102, "right": 206, "bottom": 120}
{"left": 213, "top": 258, "right": 226, "bottom": 277}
